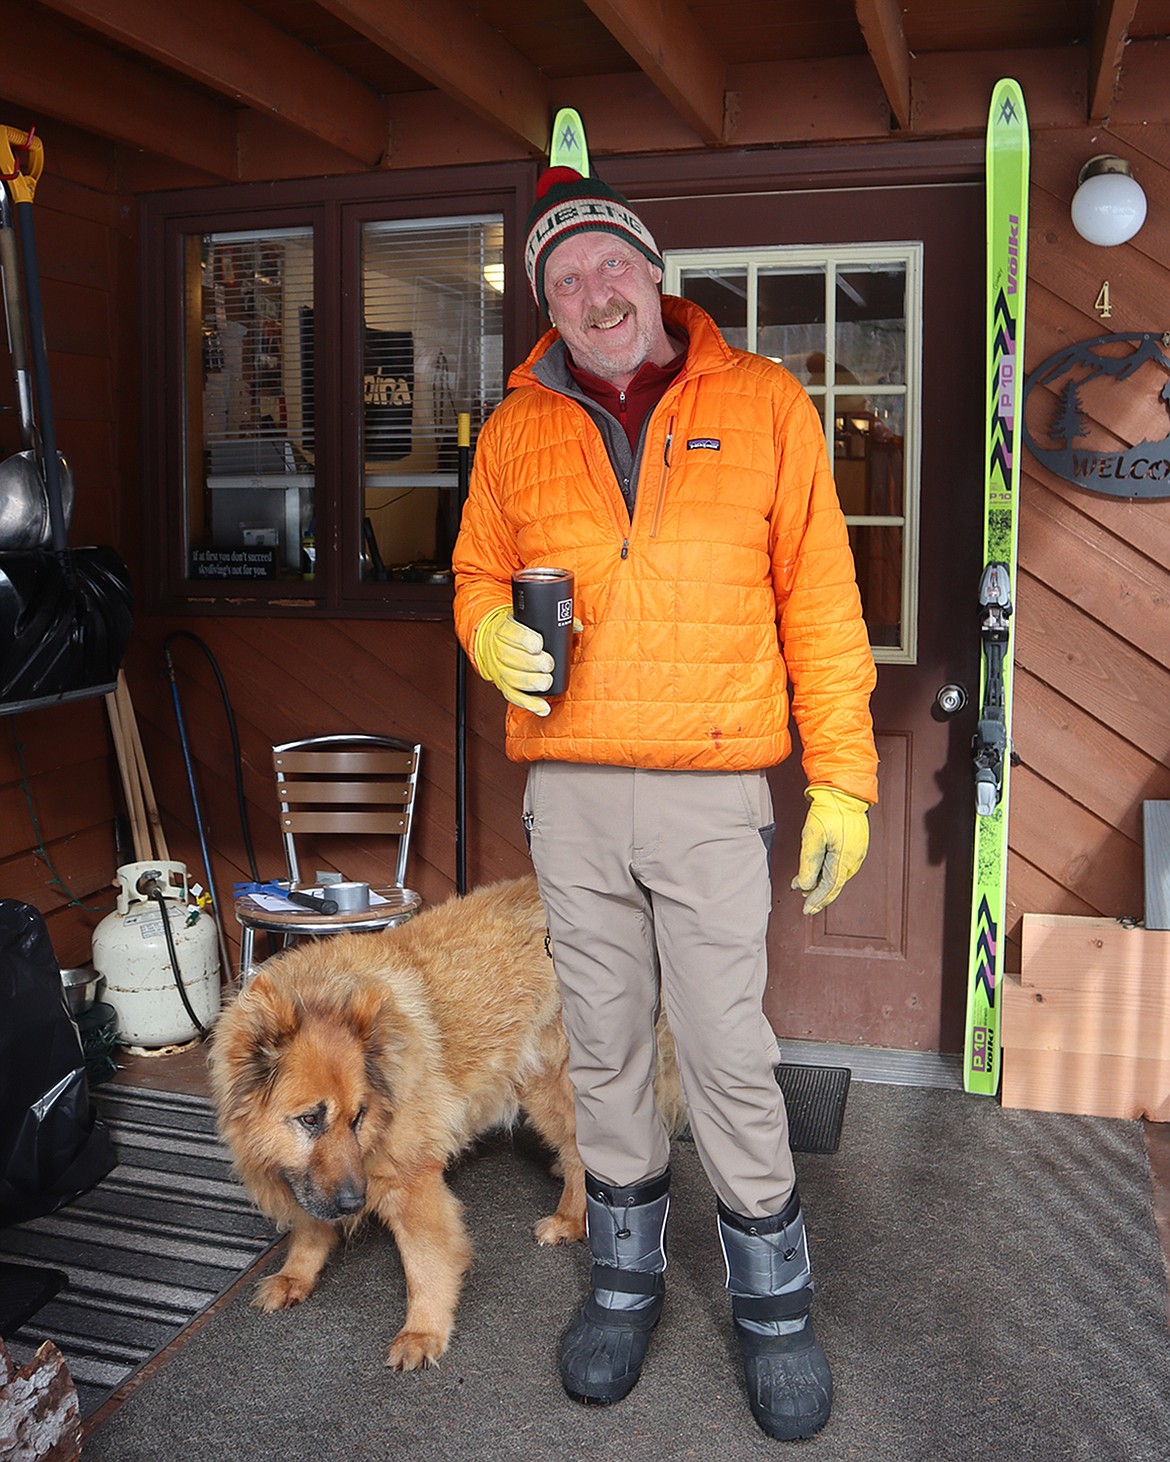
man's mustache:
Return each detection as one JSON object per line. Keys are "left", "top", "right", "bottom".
{"left": 582, "top": 297, "right": 635, "bottom": 330}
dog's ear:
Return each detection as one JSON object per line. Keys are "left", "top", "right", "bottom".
{"left": 220, "top": 980, "right": 304, "bottom": 1102}
{"left": 341, "top": 985, "right": 384, "bottom": 1046}
{"left": 243, "top": 980, "right": 304, "bottom": 1052}
{"left": 342, "top": 985, "right": 408, "bottom": 1060}
{"left": 341, "top": 987, "right": 406, "bottom": 1111}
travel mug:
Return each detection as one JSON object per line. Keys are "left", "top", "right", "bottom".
{"left": 512, "top": 567, "right": 575, "bottom": 696}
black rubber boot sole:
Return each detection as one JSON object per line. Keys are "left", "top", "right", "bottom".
{"left": 734, "top": 1315, "right": 833, "bottom": 1440}
{"left": 558, "top": 1288, "right": 664, "bottom": 1405}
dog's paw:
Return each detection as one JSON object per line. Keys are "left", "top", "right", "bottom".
{"left": 534, "top": 1212, "right": 587, "bottom": 1246}
{"left": 386, "top": 1329, "right": 446, "bottom": 1371}
{"left": 253, "top": 1272, "right": 316, "bottom": 1311}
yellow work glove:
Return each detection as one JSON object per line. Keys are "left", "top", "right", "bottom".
{"left": 474, "top": 605, "right": 554, "bottom": 716}
{"left": 792, "top": 786, "right": 871, "bottom": 916}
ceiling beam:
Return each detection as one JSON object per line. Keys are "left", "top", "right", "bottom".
{"left": 581, "top": 0, "right": 727, "bottom": 144}
{"left": 1087, "top": 0, "right": 1137, "bottom": 121}
{"left": 854, "top": 0, "right": 912, "bottom": 131}
{"left": 316, "top": 0, "right": 550, "bottom": 156}
{"left": 38, "top": 0, "right": 390, "bottom": 167}
{"left": 0, "top": 0, "right": 235, "bottom": 178}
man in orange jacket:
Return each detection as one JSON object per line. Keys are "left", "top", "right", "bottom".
{"left": 453, "top": 167, "right": 877, "bottom": 1442}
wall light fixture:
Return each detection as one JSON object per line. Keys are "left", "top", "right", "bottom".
{"left": 1070, "top": 155, "right": 1147, "bottom": 246}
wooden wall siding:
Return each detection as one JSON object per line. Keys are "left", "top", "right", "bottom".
{"left": 0, "top": 168, "right": 136, "bottom": 553}
{"left": 116, "top": 617, "right": 532, "bottom": 974}
{"left": 1010, "top": 122, "right": 1170, "bottom": 964}
{"left": 0, "top": 698, "right": 123, "bottom": 968}
{"left": 0, "top": 165, "right": 137, "bottom": 971}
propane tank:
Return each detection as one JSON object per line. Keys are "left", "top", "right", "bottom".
{"left": 92, "top": 861, "right": 221, "bottom": 1048}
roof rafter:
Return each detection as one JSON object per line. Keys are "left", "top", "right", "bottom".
{"left": 580, "top": 0, "right": 727, "bottom": 144}
{"left": 0, "top": 0, "right": 235, "bottom": 178}
{"left": 317, "top": 0, "right": 550, "bottom": 156}
{"left": 1088, "top": 0, "right": 1137, "bottom": 121}
{"left": 37, "top": 0, "right": 390, "bottom": 167}
{"left": 854, "top": 0, "right": 912, "bottom": 132}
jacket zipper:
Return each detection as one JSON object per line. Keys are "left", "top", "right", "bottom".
{"left": 544, "top": 377, "right": 681, "bottom": 558}
{"left": 650, "top": 414, "right": 675, "bottom": 540}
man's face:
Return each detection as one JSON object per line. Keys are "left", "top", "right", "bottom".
{"left": 544, "top": 232, "right": 675, "bottom": 389}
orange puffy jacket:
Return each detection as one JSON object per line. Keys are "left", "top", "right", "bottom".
{"left": 453, "top": 296, "right": 878, "bottom": 803}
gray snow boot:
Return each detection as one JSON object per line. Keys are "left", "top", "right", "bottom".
{"left": 558, "top": 1169, "right": 670, "bottom": 1405}
{"left": 718, "top": 1187, "right": 833, "bottom": 1440}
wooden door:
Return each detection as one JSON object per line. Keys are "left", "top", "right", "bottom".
{"left": 644, "top": 181, "right": 985, "bottom": 1053}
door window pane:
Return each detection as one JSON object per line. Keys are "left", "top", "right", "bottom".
{"left": 758, "top": 268, "right": 827, "bottom": 373}
{"left": 835, "top": 266, "right": 906, "bottom": 383}
{"left": 835, "top": 398, "right": 904, "bottom": 517}
{"left": 184, "top": 226, "right": 314, "bottom": 582}
{"left": 673, "top": 268, "right": 747, "bottom": 347}
{"left": 848, "top": 524, "right": 903, "bottom": 648}
{"left": 360, "top": 215, "right": 504, "bottom": 583}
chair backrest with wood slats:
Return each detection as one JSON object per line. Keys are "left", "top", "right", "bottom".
{"left": 272, "top": 734, "right": 421, "bottom": 887}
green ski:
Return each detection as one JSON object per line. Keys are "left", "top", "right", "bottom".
{"left": 549, "top": 107, "right": 590, "bottom": 176}
{"left": 964, "top": 78, "right": 1029, "bottom": 1095}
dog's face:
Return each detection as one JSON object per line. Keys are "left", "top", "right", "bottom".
{"left": 212, "top": 977, "right": 399, "bottom": 1224}
{"left": 266, "top": 1013, "right": 377, "bottom": 1220}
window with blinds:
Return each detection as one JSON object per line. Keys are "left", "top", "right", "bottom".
{"left": 174, "top": 205, "right": 507, "bottom": 597}
{"left": 360, "top": 214, "right": 504, "bottom": 582}
{"left": 184, "top": 225, "right": 315, "bottom": 582}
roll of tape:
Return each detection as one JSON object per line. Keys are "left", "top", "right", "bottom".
{"left": 330, "top": 881, "right": 370, "bottom": 912}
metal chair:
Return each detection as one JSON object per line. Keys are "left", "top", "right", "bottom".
{"left": 234, "top": 733, "right": 423, "bottom": 979}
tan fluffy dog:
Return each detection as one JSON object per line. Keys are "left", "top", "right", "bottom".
{"left": 209, "top": 875, "right": 683, "bottom": 1372}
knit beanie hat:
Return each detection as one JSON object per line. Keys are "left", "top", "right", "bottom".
{"left": 524, "top": 167, "right": 664, "bottom": 317}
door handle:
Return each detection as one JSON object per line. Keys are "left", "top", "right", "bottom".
{"left": 934, "top": 683, "right": 968, "bottom": 716}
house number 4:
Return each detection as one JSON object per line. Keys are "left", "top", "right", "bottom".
{"left": 1094, "top": 281, "right": 1112, "bottom": 319}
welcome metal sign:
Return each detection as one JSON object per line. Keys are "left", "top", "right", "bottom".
{"left": 1021, "top": 331, "right": 1170, "bottom": 499}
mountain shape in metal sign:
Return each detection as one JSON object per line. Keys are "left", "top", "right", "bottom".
{"left": 1022, "top": 331, "right": 1170, "bottom": 499}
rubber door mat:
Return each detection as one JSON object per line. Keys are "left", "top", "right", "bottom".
{"left": 775, "top": 1063, "right": 852, "bottom": 1154}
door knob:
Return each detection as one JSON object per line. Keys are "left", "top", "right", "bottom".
{"left": 935, "top": 683, "right": 968, "bottom": 716}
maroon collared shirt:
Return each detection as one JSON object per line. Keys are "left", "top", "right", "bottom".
{"left": 566, "top": 341, "right": 686, "bottom": 450}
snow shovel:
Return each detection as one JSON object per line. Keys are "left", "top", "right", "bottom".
{"left": 0, "top": 167, "right": 74, "bottom": 548}
{"left": 0, "top": 125, "right": 132, "bottom": 714}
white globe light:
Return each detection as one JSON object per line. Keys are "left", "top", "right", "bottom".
{"left": 1071, "top": 156, "right": 1147, "bottom": 246}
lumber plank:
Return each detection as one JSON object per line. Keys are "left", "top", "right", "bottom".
{"left": 1002, "top": 915, "right": 1170, "bottom": 1119}
{"left": 1002, "top": 1038, "right": 1170, "bottom": 1121}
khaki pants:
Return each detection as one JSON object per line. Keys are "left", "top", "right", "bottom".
{"left": 524, "top": 762, "right": 796, "bottom": 1219}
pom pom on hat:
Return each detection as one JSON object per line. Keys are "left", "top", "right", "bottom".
{"left": 524, "top": 166, "right": 663, "bottom": 317}
{"left": 536, "top": 165, "right": 587, "bottom": 198}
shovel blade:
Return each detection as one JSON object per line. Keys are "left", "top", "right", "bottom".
{"left": 0, "top": 544, "right": 134, "bottom": 711}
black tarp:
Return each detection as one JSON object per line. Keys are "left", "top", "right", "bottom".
{"left": 0, "top": 900, "right": 116, "bottom": 1226}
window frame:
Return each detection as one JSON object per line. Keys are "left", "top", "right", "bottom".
{"left": 664, "top": 241, "right": 923, "bottom": 664}
{"left": 342, "top": 203, "right": 506, "bottom": 609}
{"left": 140, "top": 164, "right": 532, "bottom": 619}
